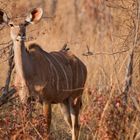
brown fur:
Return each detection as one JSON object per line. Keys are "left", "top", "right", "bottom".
{"left": 21, "top": 43, "right": 87, "bottom": 104}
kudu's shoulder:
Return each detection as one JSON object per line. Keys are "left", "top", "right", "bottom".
{"left": 27, "top": 43, "right": 50, "bottom": 64}
{"left": 27, "top": 43, "right": 44, "bottom": 53}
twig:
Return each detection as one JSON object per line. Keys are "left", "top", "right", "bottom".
{"left": 0, "top": 88, "right": 16, "bottom": 106}
{"left": 3, "top": 47, "right": 14, "bottom": 93}
{"left": 29, "top": 121, "right": 44, "bottom": 140}
{"left": 0, "top": 54, "right": 14, "bottom": 64}
{"left": 122, "top": 51, "right": 134, "bottom": 103}
{"left": 130, "top": 95, "right": 140, "bottom": 112}
{"left": 94, "top": 86, "right": 115, "bottom": 139}
{"left": 0, "top": 40, "right": 12, "bottom": 46}
{"left": 83, "top": 49, "right": 129, "bottom": 56}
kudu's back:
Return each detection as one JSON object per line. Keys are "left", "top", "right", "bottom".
{"left": 28, "top": 44, "right": 87, "bottom": 103}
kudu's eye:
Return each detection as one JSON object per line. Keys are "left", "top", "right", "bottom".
{"left": 9, "top": 23, "right": 14, "bottom": 27}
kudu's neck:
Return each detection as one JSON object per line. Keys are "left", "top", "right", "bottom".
{"left": 13, "top": 39, "right": 32, "bottom": 82}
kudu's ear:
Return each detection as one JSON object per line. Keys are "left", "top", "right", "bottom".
{"left": 0, "top": 10, "right": 9, "bottom": 24}
{"left": 25, "top": 8, "right": 43, "bottom": 24}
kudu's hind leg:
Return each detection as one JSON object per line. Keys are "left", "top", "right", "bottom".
{"left": 69, "top": 96, "right": 82, "bottom": 140}
{"left": 60, "top": 99, "right": 72, "bottom": 128}
{"left": 43, "top": 102, "right": 51, "bottom": 139}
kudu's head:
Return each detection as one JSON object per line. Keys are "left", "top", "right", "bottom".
{"left": 0, "top": 8, "right": 43, "bottom": 41}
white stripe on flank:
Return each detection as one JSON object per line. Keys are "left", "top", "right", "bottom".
{"left": 51, "top": 54, "right": 69, "bottom": 89}
{"left": 59, "top": 52, "right": 73, "bottom": 89}
{"left": 44, "top": 54, "right": 60, "bottom": 91}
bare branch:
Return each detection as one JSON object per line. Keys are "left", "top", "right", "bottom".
{"left": 83, "top": 49, "right": 129, "bottom": 56}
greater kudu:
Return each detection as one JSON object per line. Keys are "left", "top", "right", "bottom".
{"left": 0, "top": 8, "right": 87, "bottom": 140}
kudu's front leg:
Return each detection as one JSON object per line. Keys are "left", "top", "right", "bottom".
{"left": 69, "top": 97, "right": 82, "bottom": 140}
{"left": 43, "top": 101, "right": 52, "bottom": 139}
